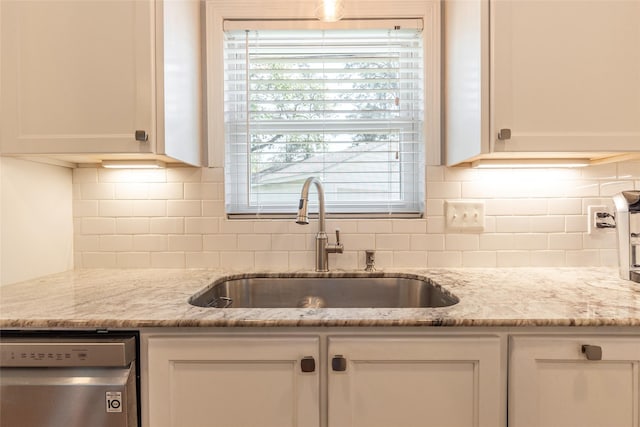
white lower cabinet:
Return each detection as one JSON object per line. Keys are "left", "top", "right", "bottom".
{"left": 145, "top": 334, "right": 504, "bottom": 427}
{"left": 147, "top": 336, "right": 320, "bottom": 427}
{"left": 509, "top": 335, "right": 640, "bottom": 427}
{"left": 328, "top": 336, "right": 503, "bottom": 427}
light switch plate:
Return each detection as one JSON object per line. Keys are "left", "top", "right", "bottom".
{"left": 445, "top": 201, "right": 485, "bottom": 232}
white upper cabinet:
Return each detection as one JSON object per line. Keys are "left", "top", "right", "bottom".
{"left": 0, "top": 0, "right": 202, "bottom": 166}
{"left": 445, "top": 0, "right": 640, "bottom": 166}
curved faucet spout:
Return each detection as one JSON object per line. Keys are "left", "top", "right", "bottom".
{"left": 295, "top": 176, "right": 342, "bottom": 272}
{"left": 296, "top": 177, "right": 326, "bottom": 233}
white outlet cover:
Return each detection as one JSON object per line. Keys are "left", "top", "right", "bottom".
{"left": 587, "top": 205, "right": 607, "bottom": 234}
{"left": 445, "top": 201, "right": 485, "bottom": 232}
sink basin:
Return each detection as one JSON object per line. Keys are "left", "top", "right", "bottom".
{"left": 189, "top": 274, "right": 459, "bottom": 308}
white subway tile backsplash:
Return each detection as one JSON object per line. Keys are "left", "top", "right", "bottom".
{"left": 151, "top": 252, "right": 185, "bottom": 268}
{"left": 185, "top": 217, "right": 219, "bottom": 234}
{"left": 167, "top": 200, "right": 201, "bottom": 217}
{"left": 219, "top": 251, "right": 254, "bottom": 270}
{"left": 72, "top": 161, "right": 638, "bottom": 270}
{"left": 376, "top": 234, "right": 410, "bottom": 250}
{"left": 600, "top": 180, "right": 635, "bottom": 197}
{"left": 392, "top": 219, "right": 427, "bottom": 234}
{"left": 357, "top": 220, "right": 392, "bottom": 234}
{"left": 184, "top": 183, "right": 219, "bottom": 200}
{"left": 565, "top": 249, "right": 600, "bottom": 267}
{"left": 150, "top": 218, "right": 184, "bottom": 234}
{"left": 133, "top": 235, "right": 168, "bottom": 252}
{"left": 410, "top": 234, "right": 444, "bottom": 251}
{"left": 496, "top": 251, "right": 531, "bottom": 267}
{"left": 81, "top": 218, "right": 116, "bottom": 235}
{"left": 117, "top": 252, "right": 151, "bottom": 268}
{"left": 99, "top": 200, "right": 133, "bottom": 217}
{"left": 81, "top": 183, "right": 114, "bottom": 200}
{"left": 238, "top": 234, "right": 271, "bottom": 251}
{"left": 479, "top": 234, "right": 515, "bottom": 250}
{"left": 427, "top": 251, "right": 462, "bottom": 267}
{"left": 115, "top": 183, "right": 148, "bottom": 200}
{"left": 166, "top": 167, "right": 201, "bottom": 183}
{"left": 530, "top": 216, "right": 565, "bottom": 233}
{"left": 393, "top": 251, "right": 427, "bottom": 267}
{"left": 82, "top": 252, "right": 117, "bottom": 268}
{"left": 73, "top": 200, "right": 98, "bottom": 218}
{"left": 548, "top": 198, "right": 582, "bottom": 215}
{"left": 513, "top": 234, "right": 548, "bottom": 250}
{"left": 549, "top": 233, "right": 582, "bottom": 250}
{"left": 168, "top": 235, "right": 203, "bottom": 252}
{"left": 272, "top": 234, "right": 307, "bottom": 251}
{"left": 342, "top": 234, "right": 376, "bottom": 251}
{"left": 116, "top": 218, "right": 150, "bottom": 235}
{"left": 73, "top": 168, "right": 98, "bottom": 183}
{"left": 255, "top": 251, "right": 289, "bottom": 270}
{"left": 186, "top": 252, "right": 220, "bottom": 268}
{"left": 565, "top": 215, "right": 588, "bottom": 233}
{"left": 203, "top": 234, "right": 237, "bottom": 251}
{"left": 132, "top": 200, "right": 167, "bottom": 217}
{"left": 529, "top": 251, "right": 565, "bottom": 267}
{"left": 148, "top": 183, "right": 184, "bottom": 200}
{"left": 618, "top": 161, "right": 640, "bottom": 179}
{"left": 445, "top": 234, "right": 479, "bottom": 251}
{"left": 462, "top": 251, "right": 497, "bottom": 267}
{"left": 99, "top": 235, "right": 133, "bottom": 252}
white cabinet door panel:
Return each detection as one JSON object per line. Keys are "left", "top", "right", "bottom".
{"left": 328, "top": 336, "right": 503, "bottom": 427}
{"left": 509, "top": 335, "right": 640, "bottom": 427}
{"left": 1, "top": 0, "right": 153, "bottom": 154}
{"left": 147, "top": 336, "right": 320, "bottom": 427}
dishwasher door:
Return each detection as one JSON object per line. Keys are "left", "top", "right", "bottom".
{"left": 0, "top": 365, "right": 137, "bottom": 427}
{"left": 0, "top": 333, "right": 138, "bottom": 427}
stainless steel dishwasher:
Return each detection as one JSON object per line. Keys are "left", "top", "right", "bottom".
{"left": 0, "top": 331, "right": 139, "bottom": 427}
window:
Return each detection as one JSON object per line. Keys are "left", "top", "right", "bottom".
{"left": 206, "top": 1, "right": 440, "bottom": 218}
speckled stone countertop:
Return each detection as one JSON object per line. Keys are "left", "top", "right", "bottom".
{"left": 1, "top": 268, "right": 639, "bottom": 328}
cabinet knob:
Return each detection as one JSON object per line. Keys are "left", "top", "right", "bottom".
{"left": 332, "top": 355, "right": 347, "bottom": 372}
{"left": 135, "top": 130, "right": 149, "bottom": 142}
{"left": 300, "top": 356, "right": 316, "bottom": 373}
{"left": 581, "top": 344, "right": 602, "bottom": 361}
{"left": 497, "top": 128, "right": 511, "bottom": 140}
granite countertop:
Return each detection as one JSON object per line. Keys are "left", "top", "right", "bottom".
{"left": 1, "top": 268, "right": 639, "bottom": 328}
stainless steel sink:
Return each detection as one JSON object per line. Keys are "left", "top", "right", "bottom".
{"left": 189, "top": 274, "right": 459, "bottom": 308}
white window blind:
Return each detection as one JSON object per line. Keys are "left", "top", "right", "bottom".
{"left": 223, "top": 20, "right": 425, "bottom": 217}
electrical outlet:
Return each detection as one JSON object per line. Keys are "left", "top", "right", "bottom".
{"left": 587, "top": 205, "right": 607, "bottom": 234}
{"left": 445, "top": 201, "right": 485, "bottom": 232}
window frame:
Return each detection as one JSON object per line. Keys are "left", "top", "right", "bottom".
{"left": 206, "top": 0, "right": 441, "bottom": 217}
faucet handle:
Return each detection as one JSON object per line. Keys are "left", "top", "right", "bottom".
{"left": 335, "top": 228, "right": 341, "bottom": 245}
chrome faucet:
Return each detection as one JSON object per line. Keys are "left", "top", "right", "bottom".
{"left": 296, "top": 177, "right": 344, "bottom": 272}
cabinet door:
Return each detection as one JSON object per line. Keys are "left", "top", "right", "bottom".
{"left": 492, "top": 0, "right": 640, "bottom": 153}
{"left": 328, "top": 336, "right": 504, "bottom": 427}
{"left": 509, "top": 335, "right": 640, "bottom": 427}
{"left": 0, "top": 0, "right": 154, "bottom": 154}
{"left": 146, "top": 336, "right": 320, "bottom": 427}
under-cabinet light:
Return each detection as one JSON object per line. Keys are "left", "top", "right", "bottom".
{"left": 471, "top": 159, "right": 590, "bottom": 169}
{"left": 316, "top": 0, "right": 344, "bottom": 22}
{"left": 101, "top": 160, "right": 166, "bottom": 169}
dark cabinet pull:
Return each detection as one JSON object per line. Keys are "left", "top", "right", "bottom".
{"left": 497, "top": 128, "right": 511, "bottom": 140}
{"left": 135, "top": 130, "right": 148, "bottom": 142}
{"left": 300, "top": 356, "right": 316, "bottom": 373}
{"left": 581, "top": 345, "right": 603, "bottom": 361}
{"left": 332, "top": 355, "right": 347, "bottom": 372}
